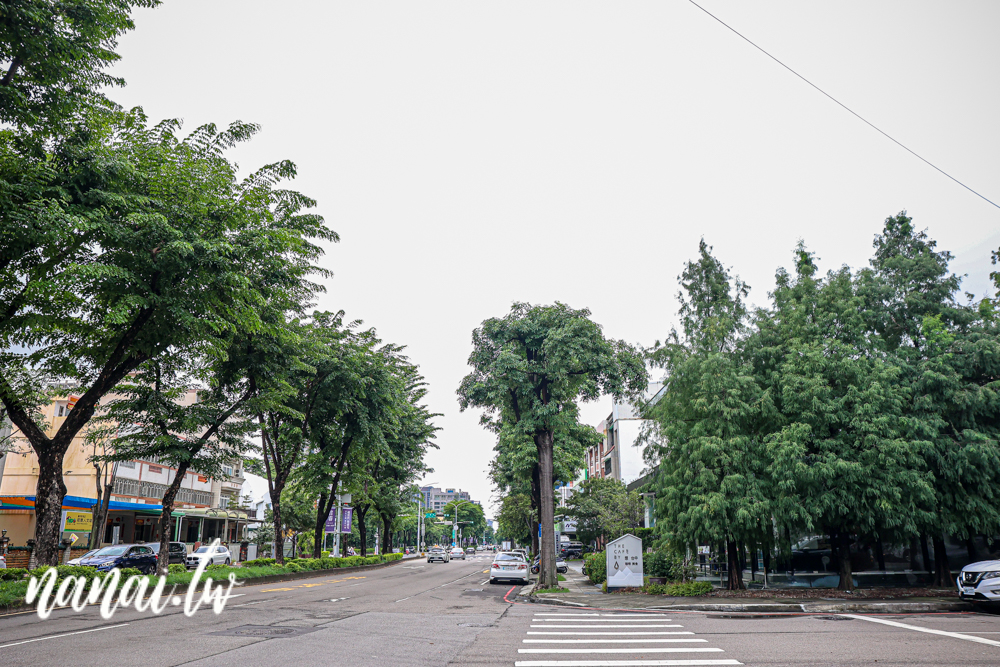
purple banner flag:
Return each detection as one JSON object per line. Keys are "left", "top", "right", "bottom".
{"left": 340, "top": 506, "right": 353, "bottom": 533}
{"left": 325, "top": 507, "right": 338, "bottom": 532}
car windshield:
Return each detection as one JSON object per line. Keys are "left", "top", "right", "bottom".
{"left": 95, "top": 546, "right": 128, "bottom": 556}
{"left": 430, "top": 548, "right": 444, "bottom": 552}
{"left": 495, "top": 553, "right": 523, "bottom": 562}
{"left": 194, "top": 547, "right": 211, "bottom": 553}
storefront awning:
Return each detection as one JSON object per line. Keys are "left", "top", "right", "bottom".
{"left": 0, "top": 495, "right": 164, "bottom": 515}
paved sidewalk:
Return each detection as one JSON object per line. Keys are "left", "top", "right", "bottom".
{"left": 533, "top": 560, "right": 974, "bottom": 613}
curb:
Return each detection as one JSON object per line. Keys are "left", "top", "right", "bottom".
{"left": 0, "top": 557, "right": 404, "bottom": 616}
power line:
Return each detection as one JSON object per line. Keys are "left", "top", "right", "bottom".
{"left": 687, "top": 0, "right": 1000, "bottom": 211}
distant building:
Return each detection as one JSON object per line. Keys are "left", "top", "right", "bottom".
{"left": 585, "top": 381, "right": 663, "bottom": 486}
{"left": 420, "top": 486, "right": 473, "bottom": 513}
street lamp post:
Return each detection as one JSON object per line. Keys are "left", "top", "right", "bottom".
{"left": 449, "top": 499, "right": 474, "bottom": 547}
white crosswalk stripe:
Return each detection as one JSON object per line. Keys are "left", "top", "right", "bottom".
{"left": 511, "top": 611, "right": 742, "bottom": 667}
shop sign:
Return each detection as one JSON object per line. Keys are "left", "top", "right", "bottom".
{"left": 65, "top": 511, "right": 93, "bottom": 532}
{"left": 606, "top": 533, "right": 644, "bottom": 588}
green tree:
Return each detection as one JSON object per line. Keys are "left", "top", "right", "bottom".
{"left": 0, "top": 110, "right": 334, "bottom": 564}
{"left": 646, "top": 240, "right": 771, "bottom": 589}
{"left": 458, "top": 302, "right": 646, "bottom": 587}
{"left": 857, "top": 213, "right": 1000, "bottom": 585}
{"left": 563, "top": 477, "right": 643, "bottom": 545}
{"left": 496, "top": 493, "right": 533, "bottom": 548}
{"left": 0, "top": 0, "right": 158, "bottom": 128}
{"left": 755, "top": 243, "right": 932, "bottom": 590}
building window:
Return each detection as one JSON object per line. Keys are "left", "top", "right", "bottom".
{"left": 148, "top": 465, "right": 162, "bottom": 474}
{"left": 56, "top": 402, "right": 69, "bottom": 417}
{"left": 223, "top": 466, "right": 233, "bottom": 477}
{"left": 119, "top": 460, "right": 136, "bottom": 469}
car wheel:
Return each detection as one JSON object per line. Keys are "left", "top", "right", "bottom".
{"left": 225, "top": 558, "right": 230, "bottom": 565}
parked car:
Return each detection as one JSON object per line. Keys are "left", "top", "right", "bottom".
{"left": 67, "top": 548, "right": 101, "bottom": 566}
{"left": 450, "top": 547, "right": 466, "bottom": 560}
{"left": 958, "top": 559, "right": 1000, "bottom": 604}
{"left": 185, "top": 544, "right": 231, "bottom": 569}
{"left": 512, "top": 548, "right": 528, "bottom": 561}
{"left": 490, "top": 552, "right": 529, "bottom": 585}
{"left": 0, "top": 553, "right": 6, "bottom": 569}
{"left": 530, "top": 555, "right": 569, "bottom": 574}
{"left": 80, "top": 544, "right": 158, "bottom": 574}
{"left": 142, "top": 542, "right": 187, "bottom": 565}
{"left": 427, "top": 547, "right": 450, "bottom": 563}
{"left": 560, "top": 541, "right": 584, "bottom": 559}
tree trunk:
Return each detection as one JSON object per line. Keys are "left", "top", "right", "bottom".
{"left": 357, "top": 504, "right": 369, "bottom": 557}
{"left": 726, "top": 540, "right": 745, "bottom": 590}
{"left": 530, "top": 462, "right": 540, "bottom": 558}
{"left": 535, "top": 429, "right": 557, "bottom": 589}
{"left": 313, "top": 490, "right": 333, "bottom": 559}
{"left": 33, "top": 447, "right": 69, "bottom": 566}
{"left": 271, "top": 494, "right": 285, "bottom": 564}
{"left": 966, "top": 537, "right": 978, "bottom": 564}
{"left": 835, "top": 532, "right": 854, "bottom": 591}
{"left": 921, "top": 534, "right": 932, "bottom": 572}
{"left": 762, "top": 543, "right": 771, "bottom": 582}
{"left": 909, "top": 537, "right": 920, "bottom": 571}
{"left": 749, "top": 541, "right": 758, "bottom": 581}
{"left": 381, "top": 514, "right": 393, "bottom": 555}
{"left": 156, "top": 462, "right": 190, "bottom": 575}
{"left": 875, "top": 536, "right": 886, "bottom": 572}
{"left": 933, "top": 535, "right": 952, "bottom": 587}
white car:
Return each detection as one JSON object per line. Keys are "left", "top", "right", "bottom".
{"left": 958, "top": 560, "right": 1000, "bottom": 603}
{"left": 450, "top": 547, "right": 466, "bottom": 560}
{"left": 0, "top": 553, "right": 5, "bottom": 569}
{"left": 186, "top": 544, "right": 231, "bottom": 569}
{"left": 67, "top": 548, "right": 101, "bottom": 566}
{"left": 490, "top": 551, "right": 529, "bottom": 585}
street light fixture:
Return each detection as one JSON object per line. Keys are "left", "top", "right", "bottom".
{"left": 448, "top": 499, "right": 475, "bottom": 547}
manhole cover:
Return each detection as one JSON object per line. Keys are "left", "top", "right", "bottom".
{"left": 211, "top": 625, "right": 320, "bottom": 638}
{"left": 458, "top": 622, "right": 493, "bottom": 627}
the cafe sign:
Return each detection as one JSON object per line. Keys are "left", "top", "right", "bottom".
{"left": 606, "top": 533, "right": 644, "bottom": 588}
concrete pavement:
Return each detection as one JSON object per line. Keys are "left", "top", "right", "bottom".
{"left": 3, "top": 552, "right": 1000, "bottom": 666}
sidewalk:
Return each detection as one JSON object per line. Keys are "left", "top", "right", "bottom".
{"left": 529, "top": 561, "right": 974, "bottom": 614}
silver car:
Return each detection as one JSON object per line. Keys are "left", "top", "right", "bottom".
{"left": 427, "top": 547, "right": 450, "bottom": 563}
{"left": 958, "top": 559, "right": 1000, "bottom": 604}
{"left": 490, "top": 551, "right": 529, "bottom": 585}
{"left": 186, "top": 544, "right": 231, "bottom": 569}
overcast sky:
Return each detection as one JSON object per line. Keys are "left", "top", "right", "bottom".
{"left": 109, "top": 1, "right": 1000, "bottom": 518}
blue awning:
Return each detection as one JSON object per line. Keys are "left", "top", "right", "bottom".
{"left": 1, "top": 495, "right": 163, "bottom": 514}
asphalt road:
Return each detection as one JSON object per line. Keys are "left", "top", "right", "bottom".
{"left": 3, "top": 555, "right": 1000, "bottom": 666}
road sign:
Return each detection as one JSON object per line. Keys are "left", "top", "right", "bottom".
{"left": 425, "top": 512, "right": 435, "bottom": 519}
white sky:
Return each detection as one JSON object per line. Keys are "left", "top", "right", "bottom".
{"left": 109, "top": 1, "right": 1000, "bottom": 518}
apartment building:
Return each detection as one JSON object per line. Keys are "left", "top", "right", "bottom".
{"left": 420, "top": 486, "right": 474, "bottom": 513}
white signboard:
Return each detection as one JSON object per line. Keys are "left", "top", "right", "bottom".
{"left": 606, "top": 533, "right": 644, "bottom": 588}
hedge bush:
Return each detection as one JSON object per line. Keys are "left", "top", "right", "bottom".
{"left": 169, "top": 564, "right": 187, "bottom": 574}
{"left": 584, "top": 552, "right": 606, "bottom": 584}
{"left": 644, "top": 581, "right": 713, "bottom": 596}
{"left": 0, "top": 568, "right": 28, "bottom": 581}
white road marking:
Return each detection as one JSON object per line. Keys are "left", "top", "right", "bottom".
{"left": 841, "top": 614, "right": 1000, "bottom": 647}
{"left": 519, "top": 648, "right": 724, "bottom": 654}
{"left": 515, "top": 661, "right": 741, "bottom": 666}
{"left": 395, "top": 596, "right": 411, "bottom": 602}
{"left": 524, "top": 640, "right": 707, "bottom": 644}
{"left": 535, "top": 614, "right": 667, "bottom": 618}
{"left": 532, "top": 625, "right": 684, "bottom": 629}
{"left": 526, "top": 630, "right": 694, "bottom": 637}
{"left": 0, "top": 624, "right": 130, "bottom": 649}
{"left": 537, "top": 619, "right": 673, "bottom": 623}
{"left": 230, "top": 600, "right": 268, "bottom": 607}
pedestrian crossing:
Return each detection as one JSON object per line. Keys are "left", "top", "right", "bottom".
{"left": 513, "top": 611, "right": 741, "bottom": 667}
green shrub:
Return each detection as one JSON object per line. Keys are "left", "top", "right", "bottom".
{"left": 242, "top": 558, "right": 276, "bottom": 567}
{"left": 644, "top": 581, "right": 713, "bottom": 596}
{"left": 284, "top": 563, "right": 303, "bottom": 573}
{"left": 322, "top": 551, "right": 331, "bottom": 558}
{"left": 584, "top": 552, "right": 606, "bottom": 584}
{"left": 206, "top": 563, "right": 230, "bottom": 572}
{"left": 0, "top": 568, "right": 27, "bottom": 581}
{"left": 116, "top": 567, "right": 142, "bottom": 579}
{"left": 168, "top": 564, "right": 187, "bottom": 574}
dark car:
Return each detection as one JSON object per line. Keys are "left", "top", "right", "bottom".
{"left": 79, "top": 544, "right": 158, "bottom": 574}
{"left": 142, "top": 541, "right": 187, "bottom": 565}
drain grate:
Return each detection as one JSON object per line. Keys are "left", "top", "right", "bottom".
{"left": 211, "top": 625, "right": 320, "bottom": 638}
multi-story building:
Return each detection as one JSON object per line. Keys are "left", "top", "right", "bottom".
{"left": 0, "top": 390, "right": 250, "bottom": 550}
{"left": 584, "top": 381, "right": 664, "bottom": 485}
{"left": 420, "top": 486, "right": 473, "bottom": 514}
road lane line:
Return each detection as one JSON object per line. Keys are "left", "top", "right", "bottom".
{"left": 535, "top": 614, "right": 666, "bottom": 618}
{"left": 525, "top": 630, "right": 694, "bottom": 637}
{"left": 841, "top": 614, "right": 1000, "bottom": 647}
{"left": 519, "top": 648, "right": 724, "bottom": 654}
{"left": 0, "top": 623, "right": 129, "bottom": 649}
{"left": 532, "top": 625, "right": 684, "bottom": 629}
{"left": 515, "top": 661, "right": 741, "bottom": 666}
{"left": 525, "top": 640, "right": 707, "bottom": 644}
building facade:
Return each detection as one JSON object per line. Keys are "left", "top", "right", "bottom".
{"left": 0, "top": 391, "right": 249, "bottom": 549}
{"left": 419, "top": 486, "right": 473, "bottom": 513}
